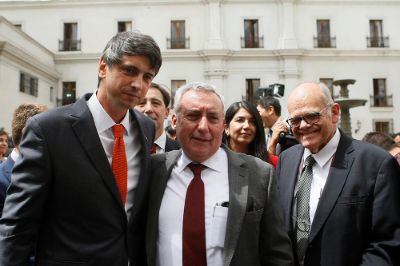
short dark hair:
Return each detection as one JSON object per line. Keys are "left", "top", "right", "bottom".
{"left": 150, "top": 83, "right": 171, "bottom": 107}
{"left": 98, "top": 31, "right": 162, "bottom": 85}
{"left": 12, "top": 103, "right": 47, "bottom": 146}
{"left": 0, "top": 129, "right": 8, "bottom": 138}
{"left": 362, "top": 131, "right": 398, "bottom": 152}
{"left": 257, "top": 96, "right": 282, "bottom": 116}
{"left": 224, "top": 101, "right": 268, "bottom": 161}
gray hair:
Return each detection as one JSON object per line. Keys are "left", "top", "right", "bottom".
{"left": 173, "top": 82, "right": 224, "bottom": 114}
{"left": 318, "top": 82, "right": 335, "bottom": 115}
{"left": 101, "top": 31, "right": 162, "bottom": 74}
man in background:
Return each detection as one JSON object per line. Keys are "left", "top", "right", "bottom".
{"left": 0, "top": 129, "right": 8, "bottom": 164}
{"left": 135, "top": 82, "right": 180, "bottom": 154}
{"left": 257, "top": 97, "right": 288, "bottom": 155}
{"left": 0, "top": 103, "right": 47, "bottom": 215}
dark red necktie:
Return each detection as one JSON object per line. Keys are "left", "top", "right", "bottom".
{"left": 112, "top": 124, "right": 127, "bottom": 205}
{"left": 151, "top": 143, "right": 157, "bottom": 154}
{"left": 183, "top": 163, "right": 207, "bottom": 266}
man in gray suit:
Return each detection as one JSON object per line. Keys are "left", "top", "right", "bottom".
{"left": 0, "top": 31, "right": 162, "bottom": 266}
{"left": 146, "top": 82, "right": 293, "bottom": 266}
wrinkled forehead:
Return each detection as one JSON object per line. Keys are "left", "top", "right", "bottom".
{"left": 182, "top": 90, "right": 224, "bottom": 109}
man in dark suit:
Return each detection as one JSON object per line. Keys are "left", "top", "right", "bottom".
{"left": 0, "top": 103, "right": 47, "bottom": 216}
{"left": 146, "top": 82, "right": 293, "bottom": 266}
{"left": 0, "top": 31, "right": 162, "bottom": 266}
{"left": 135, "top": 82, "right": 180, "bottom": 153}
{"left": 277, "top": 82, "right": 400, "bottom": 266}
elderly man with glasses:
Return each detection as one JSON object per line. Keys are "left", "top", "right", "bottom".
{"left": 276, "top": 82, "right": 400, "bottom": 266}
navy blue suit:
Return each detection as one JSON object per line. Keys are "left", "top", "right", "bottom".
{"left": 276, "top": 132, "right": 400, "bottom": 266}
{"left": 0, "top": 156, "right": 14, "bottom": 215}
{"left": 0, "top": 93, "right": 155, "bottom": 266}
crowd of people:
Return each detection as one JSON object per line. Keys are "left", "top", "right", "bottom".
{"left": 0, "top": 31, "right": 399, "bottom": 266}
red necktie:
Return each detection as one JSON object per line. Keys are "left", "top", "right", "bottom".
{"left": 182, "top": 163, "right": 207, "bottom": 266}
{"left": 112, "top": 124, "right": 127, "bottom": 205}
{"left": 151, "top": 143, "right": 157, "bottom": 154}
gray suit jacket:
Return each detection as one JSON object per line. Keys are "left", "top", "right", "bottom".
{"left": 146, "top": 146, "right": 294, "bottom": 266}
{"left": 0, "top": 93, "right": 155, "bottom": 266}
{"left": 277, "top": 132, "right": 400, "bottom": 266}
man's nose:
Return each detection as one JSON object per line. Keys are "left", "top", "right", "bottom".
{"left": 198, "top": 116, "right": 209, "bottom": 130}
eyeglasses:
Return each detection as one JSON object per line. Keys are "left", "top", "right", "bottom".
{"left": 286, "top": 105, "right": 330, "bottom": 128}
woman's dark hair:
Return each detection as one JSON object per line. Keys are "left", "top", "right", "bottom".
{"left": 224, "top": 101, "right": 268, "bottom": 162}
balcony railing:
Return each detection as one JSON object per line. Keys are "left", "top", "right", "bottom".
{"left": 367, "top": 36, "right": 389, "bottom": 48}
{"left": 241, "top": 36, "right": 264, "bottom": 48}
{"left": 166, "top": 37, "right": 190, "bottom": 49}
{"left": 59, "top": 39, "right": 81, "bottom": 51}
{"left": 313, "top": 36, "right": 336, "bottom": 48}
{"left": 370, "top": 94, "right": 393, "bottom": 107}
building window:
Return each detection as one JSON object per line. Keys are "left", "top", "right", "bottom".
{"left": 245, "top": 78, "right": 260, "bottom": 104}
{"left": 367, "top": 20, "right": 389, "bottom": 48}
{"left": 59, "top": 23, "right": 81, "bottom": 51}
{"left": 373, "top": 120, "right": 393, "bottom": 134}
{"left": 20, "top": 72, "right": 38, "bottom": 97}
{"left": 319, "top": 78, "right": 335, "bottom": 98}
{"left": 370, "top": 78, "right": 392, "bottom": 107}
{"left": 242, "top": 19, "right": 263, "bottom": 48}
{"left": 167, "top": 20, "right": 189, "bottom": 49}
{"left": 13, "top": 24, "right": 22, "bottom": 30}
{"left": 170, "top": 80, "right": 186, "bottom": 108}
{"left": 314, "top": 20, "right": 336, "bottom": 48}
{"left": 62, "top": 82, "right": 76, "bottom": 105}
{"left": 118, "top": 21, "right": 132, "bottom": 32}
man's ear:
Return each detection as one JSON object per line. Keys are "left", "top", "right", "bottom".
{"left": 331, "top": 103, "right": 341, "bottom": 123}
{"left": 164, "top": 107, "right": 170, "bottom": 120}
{"left": 98, "top": 58, "right": 107, "bottom": 80}
{"left": 171, "top": 113, "right": 177, "bottom": 128}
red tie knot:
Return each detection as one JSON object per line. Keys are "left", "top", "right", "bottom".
{"left": 112, "top": 124, "right": 124, "bottom": 138}
{"left": 188, "top": 163, "right": 206, "bottom": 177}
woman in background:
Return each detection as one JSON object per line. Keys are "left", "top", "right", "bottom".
{"left": 224, "top": 101, "right": 278, "bottom": 168}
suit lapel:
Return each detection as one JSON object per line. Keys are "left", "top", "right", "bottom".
{"left": 223, "top": 148, "right": 248, "bottom": 266}
{"left": 280, "top": 146, "right": 303, "bottom": 232}
{"left": 309, "top": 134, "right": 354, "bottom": 242}
{"left": 70, "top": 95, "right": 124, "bottom": 210}
{"left": 127, "top": 109, "right": 153, "bottom": 219}
{"left": 146, "top": 150, "right": 181, "bottom": 266}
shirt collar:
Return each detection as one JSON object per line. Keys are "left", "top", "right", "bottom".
{"left": 87, "top": 92, "right": 130, "bottom": 134}
{"left": 155, "top": 132, "right": 167, "bottom": 150}
{"left": 176, "top": 147, "right": 225, "bottom": 173}
{"left": 303, "top": 128, "right": 340, "bottom": 168}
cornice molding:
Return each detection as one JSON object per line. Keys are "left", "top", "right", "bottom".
{"left": 0, "top": 41, "right": 60, "bottom": 82}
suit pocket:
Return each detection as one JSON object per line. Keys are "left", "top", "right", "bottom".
{"left": 336, "top": 195, "right": 368, "bottom": 205}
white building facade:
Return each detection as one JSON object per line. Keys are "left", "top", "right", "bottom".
{"left": 0, "top": 0, "right": 399, "bottom": 139}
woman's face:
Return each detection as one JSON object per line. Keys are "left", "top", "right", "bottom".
{"left": 0, "top": 134, "right": 8, "bottom": 157}
{"left": 225, "top": 107, "right": 257, "bottom": 148}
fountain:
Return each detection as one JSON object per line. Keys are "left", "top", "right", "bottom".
{"left": 332, "top": 79, "right": 367, "bottom": 137}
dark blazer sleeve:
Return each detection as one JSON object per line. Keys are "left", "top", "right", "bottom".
{"left": 0, "top": 157, "right": 14, "bottom": 215}
{"left": 0, "top": 117, "right": 51, "bottom": 264}
{"left": 255, "top": 158, "right": 294, "bottom": 266}
{"left": 360, "top": 153, "right": 400, "bottom": 265}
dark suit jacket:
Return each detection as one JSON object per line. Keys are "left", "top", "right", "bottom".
{"left": 0, "top": 93, "right": 155, "bottom": 266}
{"left": 276, "top": 132, "right": 400, "bottom": 266}
{"left": 164, "top": 136, "right": 180, "bottom": 152}
{"left": 0, "top": 156, "right": 14, "bottom": 215}
{"left": 146, "top": 146, "right": 294, "bottom": 266}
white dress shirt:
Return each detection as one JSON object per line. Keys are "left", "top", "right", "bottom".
{"left": 87, "top": 93, "right": 142, "bottom": 219}
{"left": 301, "top": 128, "right": 340, "bottom": 224}
{"left": 154, "top": 132, "right": 167, "bottom": 154}
{"left": 157, "top": 148, "right": 230, "bottom": 266}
